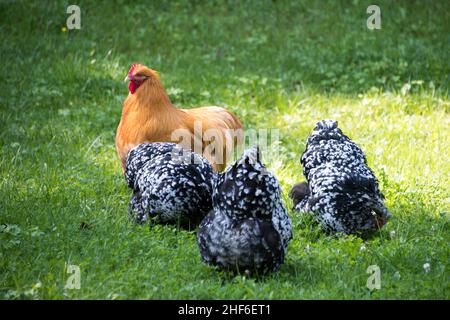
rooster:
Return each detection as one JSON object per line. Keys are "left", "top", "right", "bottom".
{"left": 197, "top": 147, "right": 292, "bottom": 274}
{"left": 290, "top": 120, "right": 390, "bottom": 235}
{"left": 116, "top": 64, "right": 243, "bottom": 172}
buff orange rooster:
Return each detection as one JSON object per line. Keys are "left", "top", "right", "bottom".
{"left": 115, "top": 64, "right": 244, "bottom": 172}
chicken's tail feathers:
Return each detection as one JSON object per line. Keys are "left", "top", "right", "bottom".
{"left": 224, "top": 108, "right": 244, "bottom": 130}
{"left": 207, "top": 107, "right": 245, "bottom": 170}
{"left": 289, "top": 182, "right": 310, "bottom": 207}
{"left": 181, "top": 106, "right": 244, "bottom": 171}
{"left": 216, "top": 108, "right": 245, "bottom": 145}
{"left": 315, "top": 119, "right": 338, "bottom": 131}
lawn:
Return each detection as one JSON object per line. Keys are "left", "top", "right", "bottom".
{"left": 0, "top": 0, "right": 449, "bottom": 299}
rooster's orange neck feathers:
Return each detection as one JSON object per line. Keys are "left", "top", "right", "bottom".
{"left": 124, "top": 76, "right": 178, "bottom": 114}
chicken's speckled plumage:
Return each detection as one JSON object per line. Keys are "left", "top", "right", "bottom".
{"left": 126, "top": 142, "right": 215, "bottom": 227}
{"left": 197, "top": 147, "right": 292, "bottom": 273}
{"left": 291, "top": 120, "right": 390, "bottom": 235}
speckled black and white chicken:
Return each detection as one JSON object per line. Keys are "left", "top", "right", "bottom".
{"left": 125, "top": 142, "right": 215, "bottom": 228}
{"left": 197, "top": 147, "right": 292, "bottom": 274}
{"left": 290, "top": 120, "right": 390, "bottom": 235}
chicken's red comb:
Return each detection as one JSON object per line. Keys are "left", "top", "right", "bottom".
{"left": 128, "top": 63, "right": 142, "bottom": 76}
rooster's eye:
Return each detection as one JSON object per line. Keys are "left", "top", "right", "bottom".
{"left": 132, "top": 74, "right": 148, "bottom": 83}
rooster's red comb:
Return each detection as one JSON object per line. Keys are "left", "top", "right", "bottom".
{"left": 128, "top": 63, "right": 142, "bottom": 76}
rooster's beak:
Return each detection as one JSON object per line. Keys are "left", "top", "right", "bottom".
{"left": 124, "top": 75, "right": 132, "bottom": 82}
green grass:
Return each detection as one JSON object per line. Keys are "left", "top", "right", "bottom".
{"left": 0, "top": 0, "right": 449, "bottom": 299}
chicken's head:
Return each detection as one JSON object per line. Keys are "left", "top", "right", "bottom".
{"left": 124, "top": 64, "right": 160, "bottom": 94}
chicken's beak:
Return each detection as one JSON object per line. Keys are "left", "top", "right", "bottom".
{"left": 124, "top": 75, "right": 132, "bottom": 82}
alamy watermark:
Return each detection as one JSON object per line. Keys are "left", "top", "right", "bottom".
{"left": 366, "top": 265, "right": 381, "bottom": 290}
{"left": 169, "top": 122, "right": 279, "bottom": 169}
{"left": 366, "top": 5, "right": 381, "bottom": 30}
{"left": 65, "top": 264, "right": 81, "bottom": 290}
{"left": 66, "top": 5, "right": 81, "bottom": 30}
